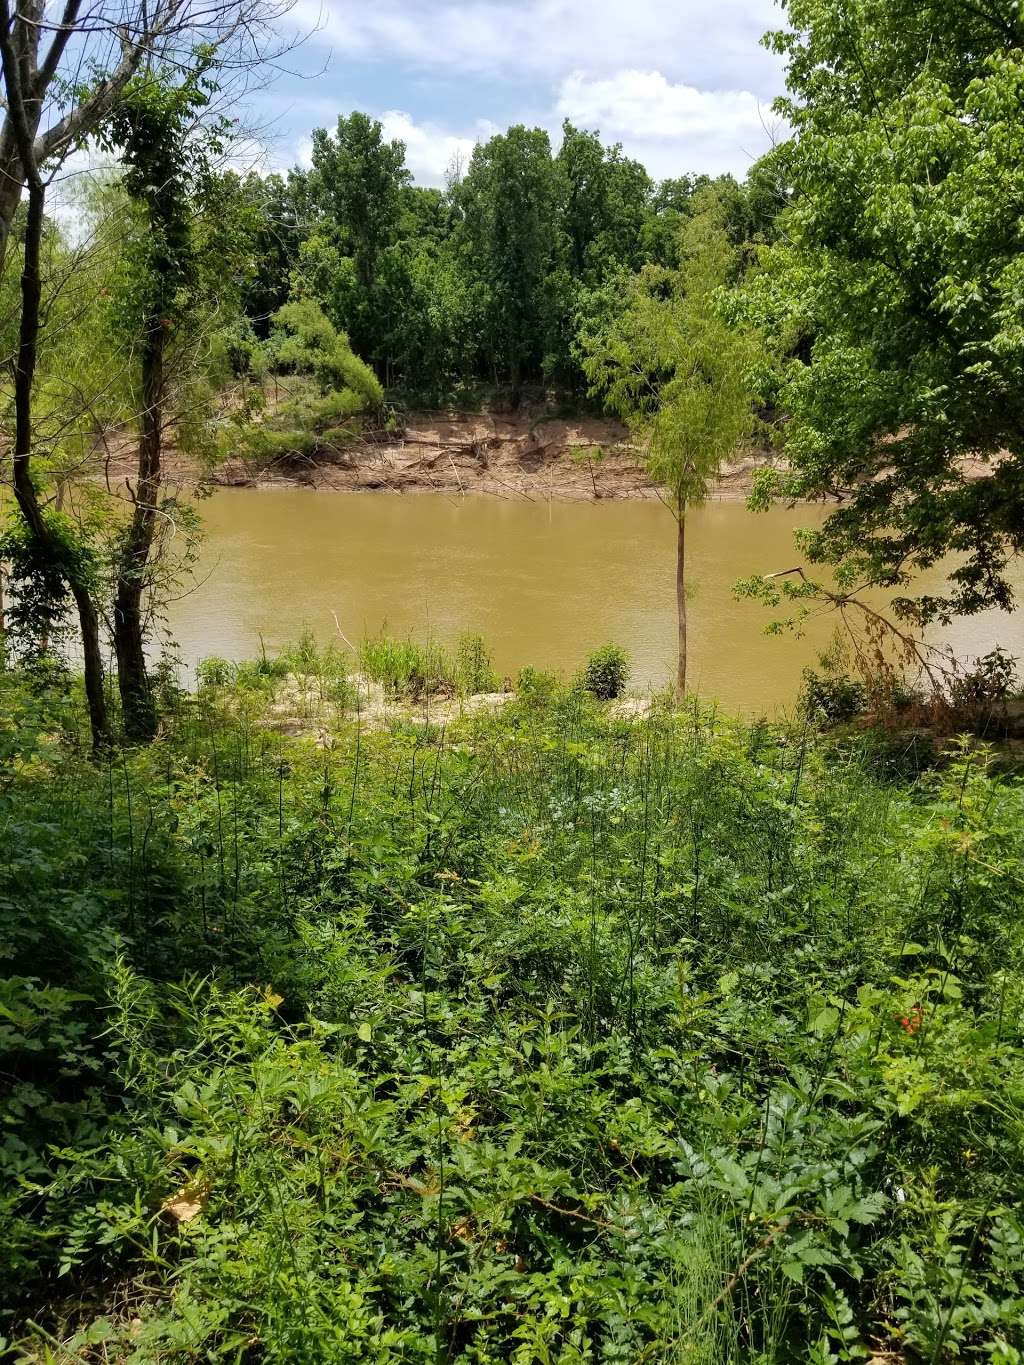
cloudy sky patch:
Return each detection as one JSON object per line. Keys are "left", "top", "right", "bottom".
{"left": 264, "top": 0, "right": 789, "bottom": 185}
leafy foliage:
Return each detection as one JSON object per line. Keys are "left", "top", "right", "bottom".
{"left": 2, "top": 659, "right": 1024, "bottom": 1360}
{"left": 743, "top": 0, "right": 1024, "bottom": 624}
{"left": 233, "top": 300, "right": 384, "bottom": 467}
{"left": 582, "top": 197, "right": 757, "bottom": 510}
{"left": 580, "top": 642, "right": 630, "bottom": 699}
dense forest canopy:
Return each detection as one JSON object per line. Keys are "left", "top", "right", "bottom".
{"left": 212, "top": 112, "right": 782, "bottom": 402}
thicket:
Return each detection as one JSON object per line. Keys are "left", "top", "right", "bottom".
{"left": 2, "top": 661, "right": 1023, "bottom": 1361}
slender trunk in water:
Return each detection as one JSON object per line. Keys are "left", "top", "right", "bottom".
{"left": 676, "top": 510, "right": 687, "bottom": 696}
{"left": 113, "top": 319, "right": 164, "bottom": 742}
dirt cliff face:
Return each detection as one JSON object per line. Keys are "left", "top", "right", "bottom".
{"left": 97, "top": 408, "right": 779, "bottom": 502}
{"left": 213, "top": 411, "right": 778, "bottom": 501}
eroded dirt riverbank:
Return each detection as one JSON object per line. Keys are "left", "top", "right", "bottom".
{"left": 128, "top": 410, "right": 777, "bottom": 502}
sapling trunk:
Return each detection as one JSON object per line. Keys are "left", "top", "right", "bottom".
{"left": 676, "top": 509, "right": 687, "bottom": 696}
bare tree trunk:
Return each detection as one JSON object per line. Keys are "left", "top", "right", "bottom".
{"left": 71, "top": 580, "right": 110, "bottom": 743}
{"left": 113, "top": 321, "right": 164, "bottom": 742}
{"left": 676, "top": 510, "right": 687, "bottom": 696}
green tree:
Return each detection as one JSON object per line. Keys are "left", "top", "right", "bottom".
{"left": 457, "top": 125, "right": 564, "bottom": 404}
{"left": 234, "top": 298, "right": 383, "bottom": 467}
{"left": 557, "top": 122, "right": 651, "bottom": 281}
{"left": 0, "top": 0, "right": 293, "bottom": 751}
{"left": 583, "top": 203, "right": 757, "bottom": 692}
{"left": 216, "top": 170, "right": 305, "bottom": 339}
{"left": 745, "top": 0, "right": 1024, "bottom": 628}
{"left": 0, "top": 1, "right": 110, "bottom": 745}
{"left": 268, "top": 298, "right": 383, "bottom": 408}
{"left": 309, "top": 112, "right": 410, "bottom": 290}
{"left": 97, "top": 68, "right": 229, "bottom": 741}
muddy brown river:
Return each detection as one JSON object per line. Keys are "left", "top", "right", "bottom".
{"left": 164, "top": 488, "right": 1024, "bottom": 715}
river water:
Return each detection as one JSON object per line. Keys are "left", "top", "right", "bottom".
{"left": 164, "top": 488, "right": 1024, "bottom": 716}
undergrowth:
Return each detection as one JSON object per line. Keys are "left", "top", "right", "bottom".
{"left": 1, "top": 664, "right": 1023, "bottom": 1362}
{"left": 359, "top": 632, "right": 498, "bottom": 699}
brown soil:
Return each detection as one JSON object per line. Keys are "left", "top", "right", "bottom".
{"left": 110, "top": 409, "right": 778, "bottom": 502}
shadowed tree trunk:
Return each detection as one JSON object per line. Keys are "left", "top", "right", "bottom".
{"left": 112, "top": 319, "right": 164, "bottom": 741}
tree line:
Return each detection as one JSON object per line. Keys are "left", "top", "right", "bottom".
{"left": 215, "top": 111, "right": 783, "bottom": 404}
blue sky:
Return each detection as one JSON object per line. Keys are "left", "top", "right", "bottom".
{"left": 254, "top": 0, "right": 790, "bottom": 185}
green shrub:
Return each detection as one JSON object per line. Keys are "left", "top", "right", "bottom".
{"left": 799, "top": 667, "right": 867, "bottom": 723}
{"left": 581, "top": 642, "right": 630, "bottom": 699}
{"left": 196, "top": 655, "right": 234, "bottom": 688}
{"left": 949, "top": 646, "right": 1020, "bottom": 712}
{"left": 454, "top": 633, "right": 498, "bottom": 694}
{"left": 233, "top": 654, "right": 290, "bottom": 688}
{"left": 515, "top": 664, "right": 561, "bottom": 704}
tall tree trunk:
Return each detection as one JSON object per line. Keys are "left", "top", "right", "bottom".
{"left": 9, "top": 176, "right": 111, "bottom": 749}
{"left": 71, "top": 580, "right": 109, "bottom": 742}
{"left": 676, "top": 510, "right": 687, "bottom": 696}
{"left": 2, "top": 0, "right": 110, "bottom": 750}
{"left": 113, "top": 320, "right": 163, "bottom": 742}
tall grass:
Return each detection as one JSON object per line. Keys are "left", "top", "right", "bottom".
{"left": 358, "top": 631, "right": 498, "bottom": 698}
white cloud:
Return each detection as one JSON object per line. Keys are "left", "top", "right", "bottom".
{"left": 293, "top": 133, "right": 315, "bottom": 169}
{"left": 327, "top": 72, "right": 782, "bottom": 192}
{"left": 556, "top": 70, "right": 783, "bottom": 178}
{"left": 378, "top": 111, "right": 486, "bottom": 187}
{"left": 295, "top": 0, "right": 784, "bottom": 96}
{"left": 46, "top": 144, "right": 118, "bottom": 240}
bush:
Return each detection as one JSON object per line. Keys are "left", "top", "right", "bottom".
{"left": 196, "top": 655, "right": 234, "bottom": 689}
{"left": 799, "top": 667, "right": 867, "bottom": 724}
{"left": 515, "top": 665, "right": 561, "bottom": 705}
{"left": 454, "top": 634, "right": 498, "bottom": 694}
{"left": 581, "top": 642, "right": 630, "bottom": 699}
{"left": 948, "top": 647, "right": 1019, "bottom": 712}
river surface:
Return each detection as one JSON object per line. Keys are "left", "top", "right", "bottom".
{"left": 165, "top": 488, "right": 1024, "bottom": 716}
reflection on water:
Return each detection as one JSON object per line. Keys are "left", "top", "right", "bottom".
{"left": 164, "top": 489, "right": 1024, "bottom": 716}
